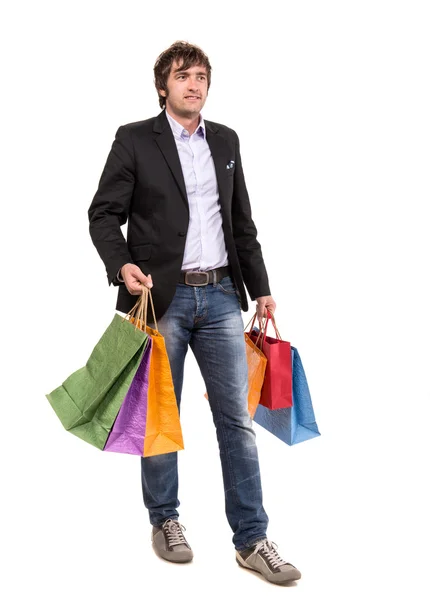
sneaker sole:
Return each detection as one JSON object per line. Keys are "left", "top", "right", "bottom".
{"left": 152, "top": 542, "right": 193, "bottom": 563}
{"left": 236, "top": 556, "right": 301, "bottom": 584}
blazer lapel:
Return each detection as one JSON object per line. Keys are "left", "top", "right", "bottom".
{"left": 153, "top": 111, "right": 188, "bottom": 212}
{"left": 205, "top": 121, "right": 231, "bottom": 212}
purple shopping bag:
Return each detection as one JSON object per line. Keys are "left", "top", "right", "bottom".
{"left": 103, "top": 337, "right": 152, "bottom": 455}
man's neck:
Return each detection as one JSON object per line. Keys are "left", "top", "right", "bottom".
{"left": 165, "top": 108, "right": 201, "bottom": 136}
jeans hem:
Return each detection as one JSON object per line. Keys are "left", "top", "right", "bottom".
{"left": 235, "top": 535, "right": 267, "bottom": 552}
{"left": 151, "top": 516, "right": 179, "bottom": 528}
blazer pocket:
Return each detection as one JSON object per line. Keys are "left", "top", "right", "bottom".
{"left": 131, "top": 243, "right": 152, "bottom": 262}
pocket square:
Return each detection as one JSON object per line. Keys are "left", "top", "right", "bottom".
{"left": 226, "top": 160, "right": 235, "bottom": 170}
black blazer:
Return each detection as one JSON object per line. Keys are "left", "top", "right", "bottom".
{"left": 88, "top": 109, "right": 271, "bottom": 320}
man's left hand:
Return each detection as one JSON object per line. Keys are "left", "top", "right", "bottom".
{"left": 255, "top": 295, "right": 277, "bottom": 327}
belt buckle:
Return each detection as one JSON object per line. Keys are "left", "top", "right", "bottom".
{"left": 184, "top": 271, "right": 210, "bottom": 286}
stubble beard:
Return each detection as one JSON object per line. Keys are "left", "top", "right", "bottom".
{"left": 179, "top": 100, "right": 201, "bottom": 119}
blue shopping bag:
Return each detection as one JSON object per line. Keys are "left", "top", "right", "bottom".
{"left": 253, "top": 345, "right": 320, "bottom": 446}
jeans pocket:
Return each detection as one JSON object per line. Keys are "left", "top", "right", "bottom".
{"left": 216, "top": 276, "right": 237, "bottom": 295}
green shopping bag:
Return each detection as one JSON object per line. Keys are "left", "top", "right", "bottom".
{"left": 46, "top": 313, "right": 149, "bottom": 450}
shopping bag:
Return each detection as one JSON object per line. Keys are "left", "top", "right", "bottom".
{"left": 128, "top": 288, "right": 184, "bottom": 457}
{"left": 46, "top": 311, "right": 149, "bottom": 450}
{"left": 243, "top": 312, "right": 268, "bottom": 417}
{"left": 244, "top": 332, "right": 268, "bottom": 418}
{"left": 253, "top": 346, "right": 320, "bottom": 445}
{"left": 248, "top": 311, "right": 293, "bottom": 409}
{"left": 203, "top": 312, "right": 267, "bottom": 418}
{"left": 103, "top": 336, "right": 152, "bottom": 455}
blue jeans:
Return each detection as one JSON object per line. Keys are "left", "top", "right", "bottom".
{"left": 141, "top": 275, "right": 269, "bottom": 550}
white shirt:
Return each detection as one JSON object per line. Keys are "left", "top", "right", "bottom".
{"left": 165, "top": 110, "right": 229, "bottom": 271}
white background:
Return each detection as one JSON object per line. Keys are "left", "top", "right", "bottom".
{"left": 1, "top": 1, "right": 429, "bottom": 598}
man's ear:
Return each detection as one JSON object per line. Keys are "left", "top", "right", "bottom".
{"left": 159, "top": 88, "right": 166, "bottom": 97}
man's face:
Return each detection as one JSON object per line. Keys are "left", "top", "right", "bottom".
{"left": 160, "top": 60, "right": 208, "bottom": 118}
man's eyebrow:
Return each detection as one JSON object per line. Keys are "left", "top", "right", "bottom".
{"left": 173, "top": 69, "right": 207, "bottom": 76}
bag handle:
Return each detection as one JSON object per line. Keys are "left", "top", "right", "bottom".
{"left": 243, "top": 312, "right": 257, "bottom": 333}
{"left": 132, "top": 287, "right": 149, "bottom": 332}
{"left": 122, "top": 285, "right": 158, "bottom": 333}
{"left": 266, "top": 309, "right": 283, "bottom": 341}
{"left": 244, "top": 311, "right": 268, "bottom": 349}
{"left": 244, "top": 309, "right": 282, "bottom": 348}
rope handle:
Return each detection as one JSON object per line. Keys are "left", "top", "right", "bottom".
{"left": 244, "top": 308, "right": 282, "bottom": 348}
{"left": 121, "top": 283, "right": 158, "bottom": 333}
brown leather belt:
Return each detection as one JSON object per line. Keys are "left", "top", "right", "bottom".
{"left": 179, "top": 266, "right": 231, "bottom": 286}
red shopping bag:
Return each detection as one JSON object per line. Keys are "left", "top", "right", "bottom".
{"left": 248, "top": 310, "right": 293, "bottom": 409}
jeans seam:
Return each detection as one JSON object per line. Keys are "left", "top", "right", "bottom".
{"left": 199, "top": 342, "right": 244, "bottom": 528}
{"left": 193, "top": 287, "right": 208, "bottom": 323}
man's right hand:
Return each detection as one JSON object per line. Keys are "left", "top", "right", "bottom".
{"left": 120, "top": 263, "right": 153, "bottom": 295}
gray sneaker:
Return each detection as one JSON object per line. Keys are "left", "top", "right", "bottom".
{"left": 151, "top": 518, "right": 193, "bottom": 563}
{"left": 236, "top": 539, "right": 301, "bottom": 584}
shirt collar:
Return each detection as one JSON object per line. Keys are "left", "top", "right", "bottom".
{"left": 165, "top": 109, "right": 206, "bottom": 140}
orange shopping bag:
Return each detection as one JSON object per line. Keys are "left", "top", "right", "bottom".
{"left": 244, "top": 313, "right": 268, "bottom": 417}
{"left": 130, "top": 288, "right": 184, "bottom": 457}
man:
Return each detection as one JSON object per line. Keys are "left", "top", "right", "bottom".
{"left": 88, "top": 41, "right": 301, "bottom": 585}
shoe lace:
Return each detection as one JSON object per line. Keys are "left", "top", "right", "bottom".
{"left": 253, "top": 539, "right": 288, "bottom": 570}
{"left": 162, "top": 519, "right": 188, "bottom": 547}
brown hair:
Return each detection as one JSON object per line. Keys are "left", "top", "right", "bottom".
{"left": 153, "top": 41, "right": 212, "bottom": 109}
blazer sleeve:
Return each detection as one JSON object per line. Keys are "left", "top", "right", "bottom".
{"left": 231, "top": 131, "right": 271, "bottom": 300}
{"left": 88, "top": 125, "right": 135, "bottom": 286}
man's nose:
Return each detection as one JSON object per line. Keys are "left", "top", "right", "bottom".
{"left": 188, "top": 79, "right": 199, "bottom": 90}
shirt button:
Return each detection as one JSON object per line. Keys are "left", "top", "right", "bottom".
{"left": 178, "top": 231, "right": 186, "bottom": 237}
